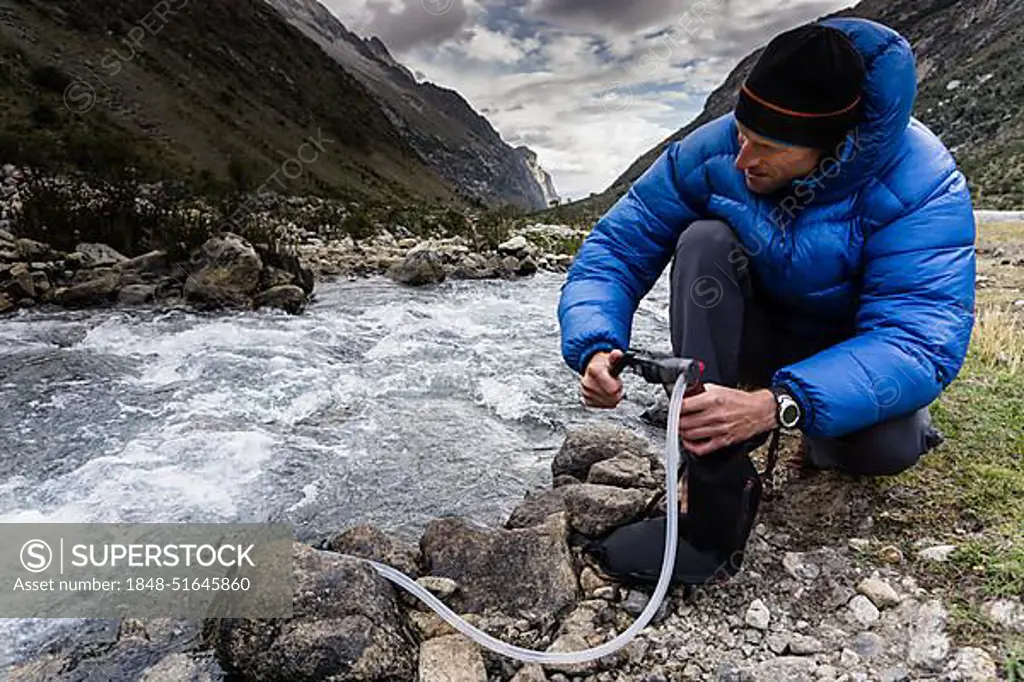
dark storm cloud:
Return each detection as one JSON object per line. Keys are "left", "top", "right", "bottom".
{"left": 531, "top": 0, "right": 692, "bottom": 32}
{"left": 694, "top": 1, "right": 846, "bottom": 60}
{"left": 365, "top": 0, "right": 472, "bottom": 51}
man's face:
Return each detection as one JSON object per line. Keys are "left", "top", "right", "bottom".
{"left": 734, "top": 122, "right": 823, "bottom": 194}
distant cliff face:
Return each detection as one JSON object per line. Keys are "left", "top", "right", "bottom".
{"left": 267, "top": 0, "right": 554, "bottom": 211}
{"left": 516, "top": 147, "right": 561, "bottom": 207}
{"left": 598, "top": 0, "right": 1024, "bottom": 211}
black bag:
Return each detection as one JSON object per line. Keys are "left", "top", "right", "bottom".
{"left": 586, "top": 437, "right": 770, "bottom": 588}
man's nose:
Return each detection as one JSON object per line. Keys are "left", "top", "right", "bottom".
{"left": 735, "top": 140, "right": 757, "bottom": 171}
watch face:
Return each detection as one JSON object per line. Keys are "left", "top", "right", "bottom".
{"left": 781, "top": 402, "right": 800, "bottom": 427}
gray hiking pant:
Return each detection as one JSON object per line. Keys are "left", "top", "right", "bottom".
{"left": 669, "top": 220, "right": 938, "bottom": 477}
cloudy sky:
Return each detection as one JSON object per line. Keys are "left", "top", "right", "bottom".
{"left": 323, "top": 0, "right": 855, "bottom": 199}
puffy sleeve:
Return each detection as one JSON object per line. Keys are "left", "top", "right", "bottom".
{"left": 557, "top": 130, "right": 716, "bottom": 373}
{"left": 772, "top": 171, "right": 976, "bottom": 437}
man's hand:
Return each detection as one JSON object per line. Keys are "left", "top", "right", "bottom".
{"left": 580, "top": 350, "right": 625, "bottom": 409}
{"left": 679, "top": 384, "right": 778, "bottom": 456}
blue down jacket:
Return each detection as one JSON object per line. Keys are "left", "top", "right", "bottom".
{"left": 558, "top": 17, "right": 976, "bottom": 438}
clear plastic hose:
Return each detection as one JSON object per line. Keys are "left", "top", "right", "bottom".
{"left": 346, "top": 377, "right": 687, "bottom": 665}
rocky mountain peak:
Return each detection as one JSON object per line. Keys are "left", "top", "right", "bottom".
{"left": 266, "top": 0, "right": 555, "bottom": 211}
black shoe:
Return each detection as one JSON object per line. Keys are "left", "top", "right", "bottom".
{"left": 586, "top": 516, "right": 726, "bottom": 587}
{"left": 587, "top": 441, "right": 763, "bottom": 587}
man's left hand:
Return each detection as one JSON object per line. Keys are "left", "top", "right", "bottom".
{"left": 678, "top": 384, "right": 778, "bottom": 456}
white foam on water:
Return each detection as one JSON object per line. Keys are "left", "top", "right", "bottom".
{"left": 0, "top": 314, "right": 77, "bottom": 348}
{"left": 75, "top": 315, "right": 318, "bottom": 388}
{"left": 0, "top": 427, "right": 276, "bottom": 524}
{"left": 285, "top": 482, "right": 322, "bottom": 513}
{"left": 477, "top": 376, "right": 541, "bottom": 422}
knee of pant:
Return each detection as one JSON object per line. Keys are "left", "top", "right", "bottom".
{"left": 865, "top": 440, "right": 924, "bottom": 477}
{"left": 675, "top": 220, "right": 740, "bottom": 262}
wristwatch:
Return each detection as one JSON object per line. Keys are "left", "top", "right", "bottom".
{"left": 771, "top": 386, "right": 802, "bottom": 429}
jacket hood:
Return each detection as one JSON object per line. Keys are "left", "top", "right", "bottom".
{"left": 787, "top": 17, "right": 918, "bottom": 203}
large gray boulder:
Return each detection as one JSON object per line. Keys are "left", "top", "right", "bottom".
{"left": 117, "top": 250, "right": 171, "bottom": 278}
{"left": 75, "top": 242, "right": 128, "bottom": 267}
{"left": 53, "top": 272, "right": 121, "bottom": 307}
{"left": 118, "top": 284, "right": 156, "bottom": 305}
{"left": 253, "top": 285, "right": 307, "bottom": 315}
{"left": 562, "top": 484, "right": 648, "bottom": 537}
{"left": 516, "top": 256, "right": 538, "bottom": 276}
{"left": 30, "top": 270, "right": 50, "bottom": 298}
{"left": 420, "top": 514, "right": 578, "bottom": 622}
{"left": 260, "top": 250, "right": 314, "bottom": 294}
{"left": 552, "top": 426, "right": 657, "bottom": 481}
{"left": 184, "top": 233, "right": 263, "bottom": 307}
{"left": 497, "top": 235, "right": 529, "bottom": 255}
{"left": 259, "top": 265, "right": 298, "bottom": 290}
{"left": 387, "top": 249, "right": 446, "bottom": 286}
{"left": 587, "top": 455, "right": 657, "bottom": 489}
{"left": 4, "top": 262, "right": 34, "bottom": 298}
{"left": 328, "top": 524, "right": 422, "bottom": 578}
{"left": 450, "top": 253, "right": 496, "bottom": 280}
{"left": 15, "top": 237, "right": 62, "bottom": 261}
{"left": 204, "top": 543, "right": 416, "bottom": 681}
{"left": 504, "top": 488, "right": 567, "bottom": 530}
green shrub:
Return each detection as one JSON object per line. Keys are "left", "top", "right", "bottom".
{"left": 342, "top": 212, "right": 375, "bottom": 242}
{"left": 10, "top": 170, "right": 216, "bottom": 259}
{"left": 438, "top": 208, "right": 469, "bottom": 236}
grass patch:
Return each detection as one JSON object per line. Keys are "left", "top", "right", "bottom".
{"left": 978, "top": 221, "right": 1024, "bottom": 246}
{"left": 873, "top": 288, "right": 1024, "bottom": 670}
{"left": 1007, "top": 649, "right": 1024, "bottom": 682}
{"left": 897, "top": 346, "right": 1024, "bottom": 594}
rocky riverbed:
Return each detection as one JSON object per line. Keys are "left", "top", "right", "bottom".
{"left": 0, "top": 222, "right": 582, "bottom": 316}
{"left": 297, "top": 224, "right": 582, "bottom": 284}
{"left": 0, "top": 229, "right": 315, "bottom": 316}
{"left": 0, "top": 165, "right": 585, "bottom": 317}
{"left": 6, "top": 425, "right": 1018, "bottom": 682}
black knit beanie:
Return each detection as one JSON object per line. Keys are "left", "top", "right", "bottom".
{"left": 734, "top": 23, "right": 865, "bottom": 150}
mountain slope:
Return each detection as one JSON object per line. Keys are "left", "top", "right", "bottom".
{"left": 0, "top": 0, "right": 456, "bottom": 203}
{"left": 574, "top": 0, "right": 1024, "bottom": 217}
{"left": 266, "top": 0, "right": 557, "bottom": 211}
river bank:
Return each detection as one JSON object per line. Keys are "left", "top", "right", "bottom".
{"left": 0, "top": 221, "right": 583, "bottom": 316}
{"left": 5, "top": 423, "right": 1020, "bottom": 681}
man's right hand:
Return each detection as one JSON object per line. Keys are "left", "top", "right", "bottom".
{"left": 580, "top": 349, "right": 625, "bottom": 408}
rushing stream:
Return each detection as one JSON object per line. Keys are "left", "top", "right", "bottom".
{"left": 0, "top": 270, "right": 675, "bottom": 667}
